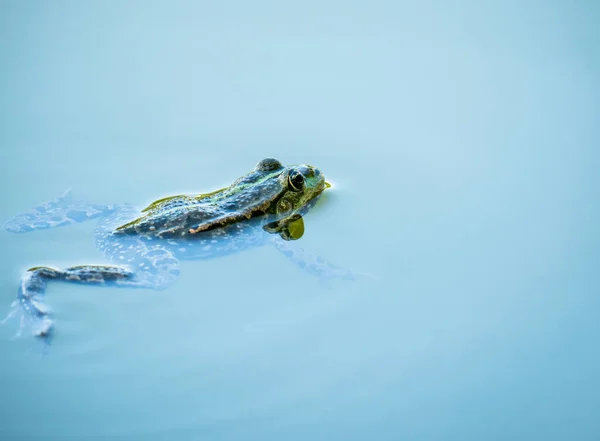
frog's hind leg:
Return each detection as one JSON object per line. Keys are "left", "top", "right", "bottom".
{"left": 4, "top": 265, "right": 133, "bottom": 344}
{"left": 3, "top": 189, "right": 116, "bottom": 233}
{"left": 5, "top": 243, "right": 180, "bottom": 347}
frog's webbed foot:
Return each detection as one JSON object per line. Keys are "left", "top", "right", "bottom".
{"left": 5, "top": 239, "right": 181, "bottom": 347}
{"left": 2, "top": 301, "right": 54, "bottom": 355}
{"left": 263, "top": 214, "right": 305, "bottom": 241}
{"left": 3, "top": 267, "right": 59, "bottom": 343}
{"left": 3, "top": 189, "right": 115, "bottom": 233}
{"left": 270, "top": 237, "right": 369, "bottom": 281}
{"left": 265, "top": 215, "right": 366, "bottom": 280}
{"left": 3, "top": 265, "right": 134, "bottom": 348}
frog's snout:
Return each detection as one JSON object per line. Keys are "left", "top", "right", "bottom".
{"left": 303, "top": 166, "right": 326, "bottom": 194}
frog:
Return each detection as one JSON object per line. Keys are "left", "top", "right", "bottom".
{"left": 2, "top": 158, "right": 356, "bottom": 347}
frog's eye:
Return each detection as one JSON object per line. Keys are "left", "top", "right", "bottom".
{"left": 288, "top": 170, "right": 305, "bottom": 192}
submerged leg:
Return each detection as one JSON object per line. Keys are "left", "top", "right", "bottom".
{"left": 3, "top": 189, "right": 115, "bottom": 233}
{"left": 270, "top": 238, "right": 369, "bottom": 281}
{"left": 9, "top": 265, "right": 133, "bottom": 342}
{"left": 7, "top": 250, "right": 179, "bottom": 346}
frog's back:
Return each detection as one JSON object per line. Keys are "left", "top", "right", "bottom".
{"left": 115, "top": 160, "right": 287, "bottom": 238}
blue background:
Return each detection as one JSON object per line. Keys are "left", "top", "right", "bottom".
{"left": 1, "top": 1, "right": 599, "bottom": 440}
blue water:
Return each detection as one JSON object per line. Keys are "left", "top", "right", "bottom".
{"left": 1, "top": 1, "right": 599, "bottom": 440}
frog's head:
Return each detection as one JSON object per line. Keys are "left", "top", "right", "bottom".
{"left": 254, "top": 158, "right": 327, "bottom": 218}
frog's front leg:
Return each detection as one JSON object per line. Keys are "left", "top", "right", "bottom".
{"left": 269, "top": 237, "right": 364, "bottom": 281}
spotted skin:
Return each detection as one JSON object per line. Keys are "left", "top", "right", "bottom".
{"left": 3, "top": 158, "right": 356, "bottom": 347}
{"left": 114, "top": 158, "right": 325, "bottom": 238}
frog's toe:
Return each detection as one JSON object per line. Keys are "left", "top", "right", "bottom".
{"left": 33, "top": 317, "right": 54, "bottom": 338}
{"left": 33, "top": 318, "right": 54, "bottom": 351}
{"left": 0, "top": 300, "right": 19, "bottom": 326}
{"left": 2, "top": 302, "right": 51, "bottom": 349}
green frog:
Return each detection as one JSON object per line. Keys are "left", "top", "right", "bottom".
{"left": 3, "top": 158, "right": 355, "bottom": 346}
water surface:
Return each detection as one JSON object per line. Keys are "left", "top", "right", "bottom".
{"left": 1, "top": 1, "right": 599, "bottom": 440}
